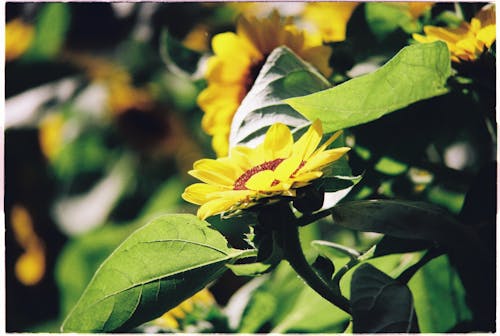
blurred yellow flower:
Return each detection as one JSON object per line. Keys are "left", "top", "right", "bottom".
{"left": 198, "top": 11, "right": 332, "bottom": 157}
{"left": 155, "top": 288, "right": 215, "bottom": 330}
{"left": 302, "top": 2, "right": 359, "bottom": 42}
{"left": 406, "top": 2, "right": 434, "bottom": 19}
{"left": 183, "top": 24, "right": 210, "bottom": 52}
{"left": 413, "top": 4, "right": 496, "bottom": 62}
{"left": 11, "top": 205, "right": 46, "bottom": 286}
{"left": 39, "top": 114, "right": 65, "bottom": 160}
{"left": 5, "top": 19, "right": 34, "bottom": 61}
{"left": 183, "top": 120, "right": 350, "bottom": 219}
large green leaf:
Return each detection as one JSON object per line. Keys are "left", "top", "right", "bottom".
{"left": 351, "top": 263, "right": 419, "bottom": 333}
{"left": 285, "top": 42, "right": 451, "bottom": 133}
{"left": 61, "top": 214, "right": 246, "bottom": 332}
{"left": 55, "top": 178, "right": 184, "bottom": 316}
{"left": 229, "top": 46, "right": 331, "bottom": 148}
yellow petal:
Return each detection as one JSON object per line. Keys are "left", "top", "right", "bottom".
{"left": 245, "top": 170, "right": 276, "bottom": 191}
{"left": 197, "top": 197, "right": 239, "bottom": 219}
{"left": 292, "top": 171, "right": 323, "bottom": 183}
{"left": 302, "top": 147, "right": 350, "bottom": 172}
{"left": 182, "top": 183, "right": 227, "bottom": 205}
{"left": 293, "top": 119, "right": 323, "bottom": 160}
{"left": 188, "top": 169, "right": 235, "bottom": 187}
{"left": 263, "top": 123, "right": 293, "bottom": 160}
{"left": 194, "top": 159, "right": 241, "bottom": 180}
{"left": 477, "top": 25, "right": 496, "bottom": 48}
{"left": 274, "top": 155, "right": 302, "bottom": 181}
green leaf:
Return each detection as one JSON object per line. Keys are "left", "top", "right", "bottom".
{"left": 365, "top": 2, "right": 422, "bottom": 39}
{"left": 159, "top": 29, "right": 204, "bottom": 78}
{"left": 312, "top": 240, "right": 360, "bottom": 261}
{"left": 408, "top": 255, "right": 471, "bottom": 332}
{"left": 239, "top": 291, "right": 277, "bottom": 333}
{"left": 61, "top": 214, "right": 246, "bottom": 332}
{"left": 351, "top": 263, "right": 419, "bottom": 332}
{"left": 330, "top": 200, "right": 477, "bottom": 249}
{"left": 229, "top": 46, "right": 331, "bottom": 148}
{"left": 285, "top": 42, "right": 451, "bottom": 133}
{"left": 23, "top": 3, "right": 70, "bottom": 61}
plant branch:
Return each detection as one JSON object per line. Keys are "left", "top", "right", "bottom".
{"left": 274, "top": 204, "right": 352, "bottom": 314}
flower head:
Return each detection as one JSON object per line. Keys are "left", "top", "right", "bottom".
{"left": 413, "top": 4, "right": 495, "bottom": 63}
{"left": 182, "top": 120, "right": 350, "bottom": 219}
{"left": 198, "top": 11, "right": 332, "bottom": 157}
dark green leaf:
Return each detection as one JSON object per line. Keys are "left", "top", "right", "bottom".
{"left": 61, "top": 214, "right": 246, "bottom": 332}
{"left": 23, "top": 3, "right": 70, "bottom": 61}
{"left": 286, "top": 42, "right": 451, "bottom": 133}
{"left": 330, "top": 200, "right": 477, "bottom": 249}
{"left": 229, "top": 46, "right": 331, "bottom": 148}
{"left": 374, "top": 236, "right": 432, "bottom": 257}
{"left": 312, "top": 255, "right": 335, "bottom": 283}
{"left": 160, "top": 29, "right": 204, "bottom": 78}
{"left": 351, "top": 263, "right": 419, "bottom": 333}
{"left": 315, "top": 174, "right": 363, "bottom": 192}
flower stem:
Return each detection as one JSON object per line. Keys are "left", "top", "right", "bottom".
{"left": 274, "top": 204, "right": 351, "bottom": 315}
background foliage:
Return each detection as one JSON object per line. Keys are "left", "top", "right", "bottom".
{"left": 5, "top": 2, "right": 495, "bottom": 333}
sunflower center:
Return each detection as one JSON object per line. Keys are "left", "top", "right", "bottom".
{"left": 233, "top": 158, "right": 285, "bottom": 190}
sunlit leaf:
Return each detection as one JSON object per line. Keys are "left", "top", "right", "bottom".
{"left": 408, "top": 255, "right": 471, "bottom": 332}
{"left": 61, "top": 214, "right": 246, "bottom": 332}
{"left": 351, "top": 263, "right": 419, "bottom": 332}
{"left": 286, "top": 42, "right": 451, "bottom": 133}
{"left": 229, "top": 46, "right": 331, "bottom": 148}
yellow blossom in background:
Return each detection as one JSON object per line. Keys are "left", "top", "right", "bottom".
{"left": 39, "top": 114, "right": 65, "bottom": 160}
{"left": 11, "top": 205, "right": 46, "bottom": 286}
{"left": 5, "top": 19, "right": 35, "bottom": 61}
{"left": 63, "top": 52, "right": 154, "bottom": 115}
{"left": 154, "top": 288, "right": 215, "bottom": 330}
{"left": 406, "top": 2, "right": 434, "bottom": 19}
{"left": 183, "top": 24, "right": 210, "bottom": 52}
{"left": 413, "top": 4, "right": 496, "bottom": 62}
{"left": 198, "top": 11, "right": 332, "bottom": 157}
{"left": 302, "top": 2, "right": 359, "bottom": 42}
{"left": 183, "top": 120, "right": 350, "bottom": 219}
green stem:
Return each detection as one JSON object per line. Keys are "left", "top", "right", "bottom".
{"left": 276, "top": 205, "right": 351, "bottom": 315}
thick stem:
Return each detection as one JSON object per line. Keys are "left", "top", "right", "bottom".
{"left": 275, "top": 204, "right": 352, "bottom": 315}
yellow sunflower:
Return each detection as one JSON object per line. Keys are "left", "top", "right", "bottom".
{"left": 182, "top": 120, "right": 350, "bottom": 220}
{"left": 413, "top": 4, "right": 495, "bottom": 63}
{"left": 198, "top": 11, "right": 332, "bottom": 157}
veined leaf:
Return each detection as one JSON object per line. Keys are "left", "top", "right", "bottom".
{"left": 285, "top": 42, "right": 451, "bottom": 133}
{"left": 61, "top": 214, "right": 246, "bottom": 332}
{"left": 351, "top": 263, "right": 419, "bottom": 333}
{"left": 229, "top": 46, "right": 331, "bottom": 148}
